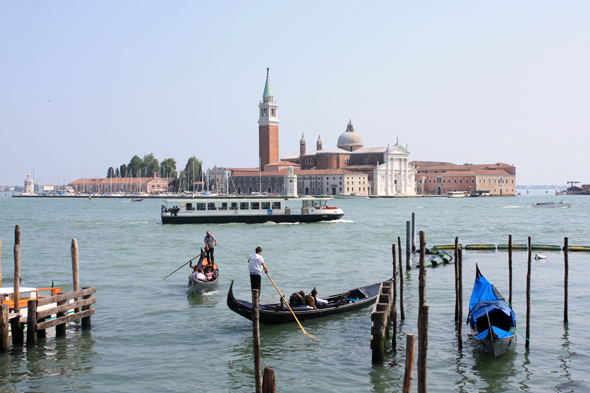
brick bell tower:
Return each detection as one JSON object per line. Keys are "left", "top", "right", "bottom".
{"left": 258, "top": 68, "right": 279, "bottom": 170}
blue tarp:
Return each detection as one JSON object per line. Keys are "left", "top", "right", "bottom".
{"left": 469, "top": 275, "right": 500, "bottom": 311}
{"left": 467, "top": 273, "right": 516, "bottom": 330}
{"left": 474, "top": 326, "right": 514, "bottom": 339}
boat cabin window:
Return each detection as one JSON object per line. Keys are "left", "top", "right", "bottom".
{"left": 207, "top": 203, "right": 216, "bottom": 211}
{"left": 219, "top": 202, "right": 228, "bottom": 210}
{"left": 196, "top": 203, "right": 206, "bottom": 211}
{"left": 186, "top": 203, "right": 194, "bottom": 211}
{"left": 251, "top": 202, "right": 260, "bottom": 210}
{"left": 261, "top": 202, "right": 271, "bottom": 210}
{"left": 272, "top": 202, "right": 281, "bottom": 209}
{"left": 240, "top": 202, "right": 249, "bottom": 210}
{"left": 230, "top": 202, "right": 238, "bottom": 210}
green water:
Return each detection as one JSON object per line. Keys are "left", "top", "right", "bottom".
{"left": 0, "top": 193, "right": 588, "bottom": 392}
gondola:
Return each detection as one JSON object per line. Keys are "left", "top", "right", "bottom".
{"left": 467, "top": 265, "right": 517, "bottom": 356}
{"left": 226, "top": 279, "right": 384, "bottom": 325}
{"left": 188, "top": 251, "right": 219, "bottom": 294}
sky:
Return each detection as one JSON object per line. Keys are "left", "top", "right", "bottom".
{"left": 1, "top": 1, "right": 589, "bottom": 186}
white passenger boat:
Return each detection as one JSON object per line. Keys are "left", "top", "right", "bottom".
{"left": 532, "top": 201, "right": 572, "bottom": 208}
{"left": 161, "top": 196, "right": 344, "bottom": 224}
{"left": 448, "top": 191, "right": 466, "bottom": 198}
{"left": 1, "top": 286, "right": 62, "bottom": 318}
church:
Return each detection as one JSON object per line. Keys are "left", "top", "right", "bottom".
{"left": 228, "top": 70, "right": 417, "bottom": 197}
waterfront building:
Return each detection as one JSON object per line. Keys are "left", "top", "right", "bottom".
{"left": 24, "top": 174, "right": 35, "bottom": 194}
{"left": 412, "top": 161, "right": 516, "bottom": 196}
{"left": 69, "top": 174, "right": 172, "bottom": 194}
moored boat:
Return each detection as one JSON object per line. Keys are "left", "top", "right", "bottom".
{"left": 467, "top": 266, "right": 517, "bottom": 356}
{"left": 448, "top": 191, "right": 466, "bottom": 198}
{"left": 188, "top": 251, "right": 219, "bottom": 294}
{"left": 227, "top": 279, "right": 384, "bottom": 324}
{"left": 162, "top": 196, "right": 344, "bottom": 224}
{"left": 1, "top": 286, "right": 63, "bottom": 318}
{"left": 532, "top": 200, "right": 572, "bottom": 208}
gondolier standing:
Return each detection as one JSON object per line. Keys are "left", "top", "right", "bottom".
{"left": 204, "top": 231, "right": 217, "bottom": 264}
{"left": 248, "top": 246, "right": 268, "bottom": 292}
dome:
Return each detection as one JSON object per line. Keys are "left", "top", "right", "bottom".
{"left": 337, "top": 120, "right": 363, "bottom": 150}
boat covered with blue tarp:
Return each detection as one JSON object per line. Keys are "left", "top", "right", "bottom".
{"left": 467, "top": 265, "right": 517, "bottom": 355}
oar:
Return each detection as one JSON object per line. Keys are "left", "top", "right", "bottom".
{"left": 265, "top": 272, "right": 317, "bottom": 340}
{"left": 162, "top": 252, "right": 204, "bottom": 280}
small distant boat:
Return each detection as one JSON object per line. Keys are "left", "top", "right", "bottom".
{"left": 532, "top": 200, "right": 572, "bottom": 208}
{"left": 448, "top": 191, "right": 466, "bottom": 198}
{"left": 534, "top": 254, "right": 546, "bottom": 260}
{"left": 227, "top": 279, "right": 384, "bottom": 324}
{"left": 467, "top": 266, "right": 517, "bottom": 356}
{"left": 131, "top": 198, "right": 144, "bottom": 202}
{"left": 188, "top": 251, "right": 219, "bottom": 294}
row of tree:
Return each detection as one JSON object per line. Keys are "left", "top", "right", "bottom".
{"left": 106, "top": 154, "right": 203, "bottom": 191}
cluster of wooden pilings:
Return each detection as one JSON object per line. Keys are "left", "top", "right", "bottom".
{"left": 0, "top": 225, "right": 96, "bottom": 353}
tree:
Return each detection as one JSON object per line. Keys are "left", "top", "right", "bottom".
{"left": 115, "top": 168, "right": 120, "bottom": 178}
{"left": 119, "top": 164, "right": 128, "bottom": 178}
{"left": 160, "top": 158, "right": 178, "bottom": 179}
{"left": 143, "top": 153, "right": 159, "bottom": 178}
{"left": 128, "top": 155, "right": 144, "bottom": 177}
{"left": 181, "top": 156, "right": 202, "bottom": 191}
{"left": 107, "top": 167, "right": 115, "bottom": 178}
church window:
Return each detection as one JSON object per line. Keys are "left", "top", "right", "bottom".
{"left": 459, "top": 179, "right": 462, "bottom": 184}
{"left": 454, "top": 179, "right": 457, "bottom": 184}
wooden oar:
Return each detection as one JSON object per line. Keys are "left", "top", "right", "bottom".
{"left": 265, "top": 272, "right": 317, "bottom": 340}
{"left": 162, "top": 251, "right": 204, "bottom": 280}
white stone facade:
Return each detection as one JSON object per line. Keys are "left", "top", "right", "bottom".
{"left": 373, "top": 144, "right": 417, "bottom": 196}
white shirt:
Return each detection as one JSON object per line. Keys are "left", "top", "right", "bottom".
{"left": 316, "top": 297, "right": 328, "bottom": 306}
{"left": 193, "top": 272, "right": 207, "bottom": 281}
{"left": 248, "top": 253, "right": 265, "bottom": 275}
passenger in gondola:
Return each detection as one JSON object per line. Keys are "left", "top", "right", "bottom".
{"left": 204, "top": 266, "right": 214, "bottom": 281}
{"left": 288, "top": 290, "right": 306, "bottom": 307}
{"left": 311, "top": 287, "right": 329, "bottom": 309}
{"left": 192, "top": 266, "right": 206, "bottom": 282}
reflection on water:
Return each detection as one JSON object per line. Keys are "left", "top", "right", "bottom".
{"left": 0, "top": 328, "right": 97, "bottom": 392}
{"left": 471, "top": 349, "right": 518, "bottom": 392}
{"left": 186, "top": 289, "right": 220, "bottom": 308}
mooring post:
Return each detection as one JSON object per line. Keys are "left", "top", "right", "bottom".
{"left": 72, "top": 239, "right": 80, "bottom": 314}
{"left": 411, "top": 212, "right": 416, "bottom": 252}
{"left": 509, "top": 234, "right": 513, "bottom": 306}
{"left": 392, "top": 244, "right": 397, "bottom": 350}
{"left": 406, "top": 221, "right": 411, "bottom": 269}
{"left": 457, "top": 248, "right": 463, "bottom": 350}
{"left": 526, "top": 236, "right": 532, "bottom": 350}
{"left": 564, "top": 237, "right": 568, "bottom": 324}
{"left": 417, "top": 305, "right": 429, "bottom": 393}
{"left": 0, "top": 304, "right": 9, "bottom": 352}
{"left": 398, "top": 240, "right": 405, "bottom": 320}
{"left": 454, "top": 237, "right": 459, "bottom": 323}
{"left": 56, "top": 293, "right": 66, "bottom": 337}
{"left": 27, "top": 299, "right": 38, "bottom": 346}
{"left": 262, "top": 366, "right": 276, "bottom": 393}
{"left": 418, "top": 231, "right": 426, "bottom": 309}
{"left": 402, "top": 334, "right": 415, "bottom": 393}
{"left": 82, "top": 286, "right": 92, "bottom": 330}
{"left": 252, "top": 289, "right": 262, "bottom": 393}
{"left": 11, "top": 243, "right": 24, "bottom": 346}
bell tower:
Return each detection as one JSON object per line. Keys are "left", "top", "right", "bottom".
{"left": 258, "top": 68, "right": 279, "bottom": 170}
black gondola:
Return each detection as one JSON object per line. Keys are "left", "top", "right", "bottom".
{"left": 227, "top": 279, "right": 384, "bottom": 325}
{"left": 467, "top": 265, "right": 517, "bottom": 356}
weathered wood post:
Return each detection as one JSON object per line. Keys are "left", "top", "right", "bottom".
{"left": 418, "top": 305, "right": 429, "bottom": 393}
{"left": 457, "top": 248, "right": 463, "bottom": 350}
{"left": 56, "top": 293, "right": 67, "bottom": 337}
{"left": 454, "top": 237, "right": 459, "bottom": 323}
{"left": 262, "top": 366, "right": 276, "bottom": 393}
{"left": 564, "top": 237, "right": 568, "bottom": 324}
{"left": 72, "top": 239, "right": 80, "bottom": 314}
{"left": 82, "top": 286, "right": 92, "bottom": 330}
{"left": 252, "top": 289, "right": 262, "bottom": 393}
{"left": 11, "top": 242, "right": 24, "bottom": 346}
{"left": 0, "top": 238, "right": 3, "bottom": 288}
{"left": 406, "top": 221, "right": 411, "bottom": 269}
{"left": 0, "top": 304, "right": 9, "bottom": 352}
{"left": 402, "top": 334, "right": 415, "bottom": 393}
{"left": 525, "top": 236, "right": 532, "bottom": 350}
{"left": 399, "top": 240, "right": 405, "bottom": 320}
{"left": 418, "top": 231, "right": 426, "bottom": 309}
{"left": 27, "top": 299, "right": 38, "bottom": 346}
{"left": 411, "top": 212, "right": 416, "bottom": 252}
{"left": 508, "top": 235, "right": 513, "bottom": 306}
{"left": 392, "top": 244, "right": 398, "bottom": 350}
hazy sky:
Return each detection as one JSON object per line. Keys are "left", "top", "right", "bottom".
{"left": 1, "top": 1, "right": 588, "bottom": 186}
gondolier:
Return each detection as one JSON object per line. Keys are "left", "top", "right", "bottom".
{"left": 248, "top": 246, "right": 268, "bottom": 292}
{"left": 204, "top": 231, "right": 217, "bottom": 264}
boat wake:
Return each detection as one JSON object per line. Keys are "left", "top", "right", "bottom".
{"left": 503, "top": 205, "right": 523, "bottom": 209}
{"left": 201, "top": 290, "right": 220, "bottom": 296}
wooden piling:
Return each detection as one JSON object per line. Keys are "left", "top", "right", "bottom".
{"left": 508, "top": 235, "right": 513, "bottom": 306}
{"left": 411, "top": 212, "right": 416, "bottom": 252}
{"left": 406, "top": 221, "right": 411, "bottom": 269}
{"left": 402, "top": 334, "right": 415, "bottom": 393}
{"left": 252, "top": 289, "right": 262, "bottom": 393}
{"left": 417, "top": 305, "right": 429, "bottom": 393}
{"left": 72, "top": 239, "right": 80, "bottom": 313}
{"left": 564, "top": 237, "right": 568, "bottom": 324}
{"left": 418, "top": 231, "right": 426, "bottom": 309}
{"left": 0, "top": 304, "right": 9, "bottom": 352}
{"left": 82, "top": 287, "right": 92, "bottom": 330}
{"left": 457, "top": 249, "right": 463, "bottom": 350}
{"left": 392, "top": 244, "right": 397, "bottom": 350}
{"left": 27, "top": 299, "right": 38, "bottom": 346}
{"left": 13, "top": 244, "right": 21, "bottom": 314}
{"left": 525, "top": 236, "right": 532, "bottom": 349}
{"left": 262, "top": 366, "right": 276, "bottom": 393}
{"left": 399, "top": 239, "right": 405, "bottom": 320}
{"left": 55, "top": 293, "right": 66, "bottom": 337}
{"left": 454, "top": 237, "right": 459, "bottom": 323}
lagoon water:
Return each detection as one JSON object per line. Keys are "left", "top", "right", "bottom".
{"left": 0, "top": 192, "right": 589, "bottom": 392}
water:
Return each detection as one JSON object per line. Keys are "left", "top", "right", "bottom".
{"left": 0, "top": 193, "right": 589, "bottom": 392}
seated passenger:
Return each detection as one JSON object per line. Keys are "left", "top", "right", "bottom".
{"left": 311, "top": 287, "right": 329, "bottom": 309}
{"left": 204, "top": 266, "right": 214, "bottom": 281}
{"left": 289, "top": 290, "right": 306, "bottom": 307}
{"left": 192, "top": 266, "right": 207, "bottom": 281}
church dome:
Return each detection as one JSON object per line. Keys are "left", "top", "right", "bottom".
{"left": 337, "top": 120, "right": 363, "bottom": 150}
